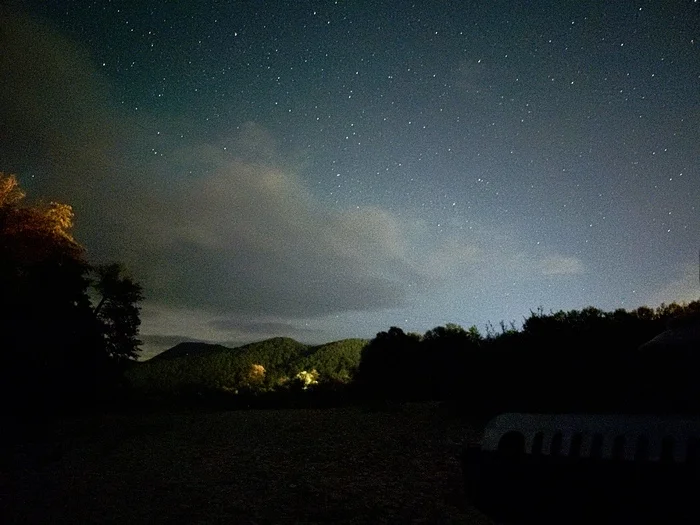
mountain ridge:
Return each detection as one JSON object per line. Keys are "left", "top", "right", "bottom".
{"left": 150, "top": 337, "right": 303, "bottom": 362}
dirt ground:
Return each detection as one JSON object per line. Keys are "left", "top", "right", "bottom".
{"left": 1, "top": 403, "right": 494, "bottom": 524}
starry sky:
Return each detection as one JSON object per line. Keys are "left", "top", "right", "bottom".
{"left": 1, "top": 1, "right": 698, "bottom": 359}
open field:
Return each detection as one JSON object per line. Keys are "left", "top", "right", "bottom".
{"left": 1, "top": 404, "right": 493, "bottom": 524}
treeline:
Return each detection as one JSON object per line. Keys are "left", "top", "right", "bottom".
{"left": 354, "top": 303, "right": 700, "bottom": 414}
{"left": 126, "top": 301, "right": 700, "bottom": 415}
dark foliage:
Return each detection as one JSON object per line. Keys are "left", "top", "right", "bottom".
{"left": 421, "top": 324, "right": 482, "bottom": 400}
{"left": 355, "top": 303, "right": 700, "bottom": 415}
{"left": 354, "top": 327, "right": 423, "bottom": 401}
{"left": 0, "top": 174, "right": 143, "bottom": 415}
{"left": 92, "top": 263, "right": 143, "bottom": 364}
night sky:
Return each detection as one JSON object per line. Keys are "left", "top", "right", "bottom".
{"left": 1, "top": 1, "right": 698, "bottom": 358}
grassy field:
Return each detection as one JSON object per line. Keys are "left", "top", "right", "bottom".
{"left": 1, "top": 403, "right": 493, "bottom": 524}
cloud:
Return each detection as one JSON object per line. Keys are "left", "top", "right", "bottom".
{"left": 0, "top": 10, "right": 416, "bottom": 334}
{"left": 418, "top": 233, "right": 584, "bottom": 281}
{"left": 538, "top": 255, "right": 586, "bottom": 276}
{"left": 138, "top": 303, "right": 327, "bottom": 359}
{"left": 208, "top": 317, "right": 322, "bottom": 338}
{"left": 422, "top": 238, "right": 483, "bottom": 278}
{"left": 644, "top": 264, "right": 700, "bottom": 307}
{"left": 0, "top": 11, "right": 121, "bottom": 196}
{"left": 128, "top": 145, "right": 413, "bottom": 318}
{"left": 141, "top": 334, "right": 205, "bottom": 348}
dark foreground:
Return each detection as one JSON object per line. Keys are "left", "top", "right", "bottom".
{"left": 1, "top": 404, "right": 492, "bottom": 524}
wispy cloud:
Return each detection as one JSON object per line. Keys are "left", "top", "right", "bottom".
{"left": 538, "top": 255, "right": 586, "bottom": 276}
{"left": 645, "top": 264, "right": 700, "bottom": 307}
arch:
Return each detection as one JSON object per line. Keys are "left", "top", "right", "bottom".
{"left": 532, "top": 431, "right": 544, "bottom": 455}
{"left": 498, "top": 430, "right": 526, "bottom": 458}
{"left": 590, "top": 433, "right": 604, "bottom": 459}
{"left": 569, "top": 432, "right": 583, "bottom": 457}
{"left": 612, "top": 435, "right": 626, "bottom": 460}
{"left": 550, "top": 431, "right": 563, "bottom": 456}
{"left": 661, "top": 436, "right": 675, "bottom": 462}
{"left": 634, "top": 435, "right": 650, "bottom": 461}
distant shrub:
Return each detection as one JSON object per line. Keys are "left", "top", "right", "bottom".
{"left": 294, "top": 369, "right": 320, "bottom": 389}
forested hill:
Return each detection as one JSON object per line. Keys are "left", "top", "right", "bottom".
{"left": 126, "top": 337, "right": 368, "bottom": 394}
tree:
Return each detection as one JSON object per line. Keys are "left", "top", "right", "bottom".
{"left": 93, "top": 263, "right": 144, "bottom": 363}
{"left": 422, "top": 324, "right": 483, "bottom": 397}
{"left": 1, "top": 174, "right": 91, "bottom": 404}
{"left": 0, "top": 173, "right": 143, "bottom": 411}
{"left": 0, "top": 174, "right": 26, "bottom": 206}
{"left": 355, "top": 327, "right": 422, "bottom": 401}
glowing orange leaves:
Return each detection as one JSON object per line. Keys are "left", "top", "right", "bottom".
{"left": 0, "top": 173, "right": 25, "bottom": 207}
{"left": 0, "top": 172, "right": 83, "bottom": 263}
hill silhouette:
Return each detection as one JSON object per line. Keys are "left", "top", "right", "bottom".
{"left": 150, "top": 341, "right": 232, "bottom": 361}
{"left": 126, "top": 337, "right": 367, "bottom": 395}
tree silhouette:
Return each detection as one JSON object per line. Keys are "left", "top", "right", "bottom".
{"left": 355, "top": 327, "right": 422, "bottom": 401}
{"left": 0, "top": 173, "right": 143, "bottom": 412}
{"left": 93, "top": 263, "right": 144, "bottom": 364}
{"left": 421, "top": 323, "right": 482, "bottom": 400}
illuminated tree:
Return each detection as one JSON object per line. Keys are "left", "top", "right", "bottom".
{"left": 294, "top": 369, "right": 320, "bottom": 390}
{"left": 0, "top": 174, "right": 25, "bottom": 206}
{"left": 248, "top": 363, "right": 266, "bottom": 382}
